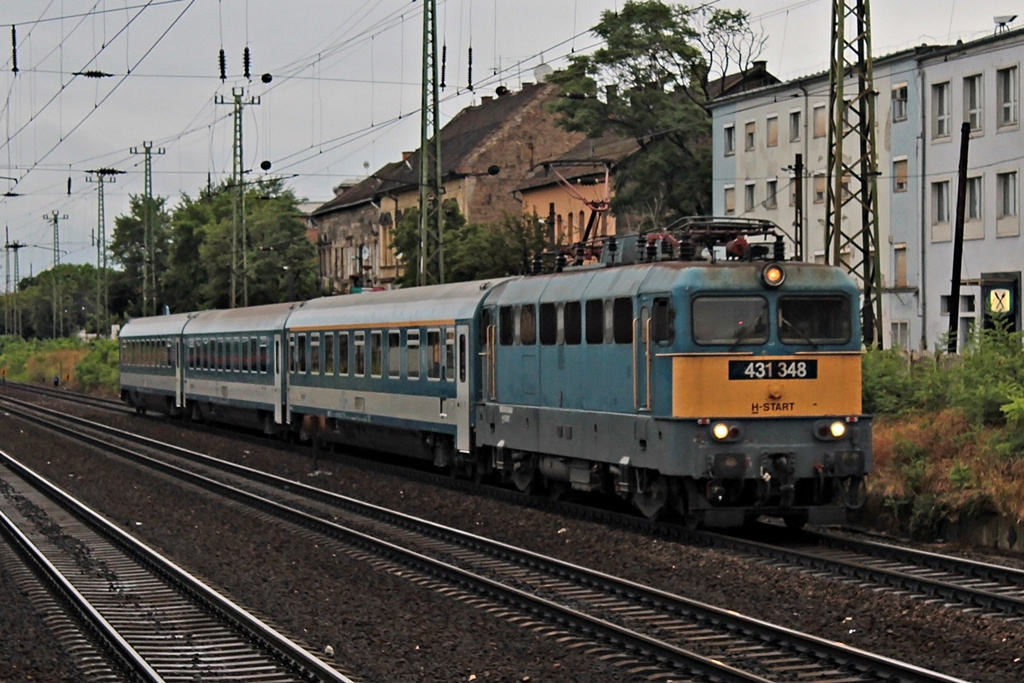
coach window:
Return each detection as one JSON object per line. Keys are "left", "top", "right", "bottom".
{"left": 339, "top": 332, "right": 350, "bottom": 376}
{"left": 259, "top": 338, "right": 268, "bottom": 373}
{"left": 354, "top": 331, "right": 365, "bottom": 377}
{"left": 520, "top": 304, "right": 537, "bottom": 345}
{"left": 298, "top": 333, "right": 308, "bottom": 373}
{"left": 564, "top": 301, "right": 582, "bottom": 345}
{"left": 370, "top": 331, "right": 382, "bottom": 377}
{"left": 427, "top": 329, "right": 441, "bottom": 380}
{"left": 445, "top": 329, "right": 455, "bottom": 381}
{"left": 216, "top": 340, "right": 223, "bottom": 370}
{"left": 651, "top": 297, "right": 675, "bottom": 344}
{"left": 388, "top": 331, "right": 401, "bottom": 378}
{"left": 498, "top": 306, "right": 514, "bottom": 345}
{"left": 585, "top": 299, "right": 604, "bottom": 344}
{"left": 233, "top": 338, "right": 241, "bottom": 371}
{"left": 407, "top": 330, "right": 420, "bottom": 379}
{"left": 288, "top": 335, "right": 296, "bottom": 373}
{"left": 311, "top": 333, "right": 321, "bottom": 374}
{"left": 325, "top": 332, "right": 335, "bottom": 375}
{"left": 539, "top": 303, "right": 557, "bottom": 345}
{"left": 693, "top": 296, "right": 769, "bottom": 345}
{"left": 612, "top": 298, "right": 633, "bottom": 344}
{"left": 242, "top": 338, "right": 250, "bottom": 372}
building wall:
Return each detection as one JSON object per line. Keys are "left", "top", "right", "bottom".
{"left": 920, "top": 36, "right": 1023, "bottom": 348}
{"left": 711, "top": 53, "right": 924, "bottom": 349}
{"left": 519, "top": 183, "right": 615, "bottom": 246}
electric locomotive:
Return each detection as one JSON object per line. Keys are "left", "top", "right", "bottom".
{"left": 476, "top": 218, "right": 870, "bottom": 528}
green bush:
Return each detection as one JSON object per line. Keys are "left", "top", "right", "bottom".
{"left": 75, "top": 339, "right": 120, "bottom": 394}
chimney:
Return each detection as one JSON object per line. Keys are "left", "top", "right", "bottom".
{"left": 752, "top": 60, "right": 767, "bottom": 71}
{"left": 402, "top": 151, "right": 414, "bottom": 161}
{"left": 481, "top": 95, "right": 493, "bottom": 104}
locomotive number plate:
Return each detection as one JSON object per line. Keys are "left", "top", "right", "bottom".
{"left": 728, "top": 359, "right": 818, "bottom": 380}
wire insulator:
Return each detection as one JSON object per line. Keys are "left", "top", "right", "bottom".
{"left": 219, "top": 48, "right": 226, "bottom": 82}
{"left": 440, "top": 44, "right": 446, "bottom": 89}
{"left": 467, "top": 46, "right": 473, "bottom": 92}
{"left": 67, "top": 177, "right": 71, "bottom": 195}
{"left": 11, "top": 25, "right": 17, "bottom": 74}
{"left": 243, "top": 46, "right": 251, "bottom": 80}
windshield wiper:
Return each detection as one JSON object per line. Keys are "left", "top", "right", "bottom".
{"left": 780, "top": 315, "right": 819, "bottom": 348}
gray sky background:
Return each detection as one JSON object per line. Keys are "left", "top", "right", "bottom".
{"left": 1, "top": 0, "right": 1017, "bottom": 277}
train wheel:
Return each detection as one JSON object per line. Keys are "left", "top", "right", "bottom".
{"left": 510, "top": 455, "right": 538, "bottom": 494}
{"left": 783, "top": 514, "right": 807, "bottom": 530}
{"left": 633, "top": 472, "right": 669, "bottom": 520}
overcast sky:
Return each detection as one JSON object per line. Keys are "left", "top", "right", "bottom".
{"left": 1, "top": 0, "right": 1018, "bottom": 277}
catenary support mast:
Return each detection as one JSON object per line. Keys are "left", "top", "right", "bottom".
{"left": 826, "top": 0, "right": 884, "bottom": 348}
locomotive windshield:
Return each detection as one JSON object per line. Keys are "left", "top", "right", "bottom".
{"left": 778, "top": 296, "right": 851, "bottom": 344}
{"left": 692, "top": 296, "right": 769, "bottom": 345}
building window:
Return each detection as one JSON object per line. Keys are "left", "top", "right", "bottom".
{"left": 765, "top": 179, "right": 778, "bottom": 209}
{"left": 892, "top": 83, "right": 908, "bottom": 122}
{"left": 891, "top": 321, "right": 910, "bottom": 349}
{"left": 813, "top": 173, "right": 826, "bottom": 204}
{"left": 998, "top": 66, "right": 1018, "bottom": 127}
{"left": 723, "top": 124, "right": 735, "bottom": 155}
{"left": 813, "top": 104, "right": 826, "bottom": 138}
{"left": 744, "top": 121, "right": 756, "bottom": 151}
{"left": 724, "top": 185, "right": 735, "bottom": 215}
{"left": 967, "top": 176, "right": 982, "bottom": 221}
{"left": 963, "top": 74, "right": 983, "bottom": 133}
{"left": 766, "top": 115, "right": 778, "bottom": 147}
{"left": 997, "top": 171, "right": 1018, "bottom": 218}
{"left": 892, "top": 158, "right": 908, "bottom": 193}
{"left": 744, "top": 182, "right": 756, "bottom": 211}
{"left": 932, "top": 180, "right": 950, "bottom": 224}
{"left": 789, "top": 110, "right": 801, "bottom": 142}
{"left": 894, "top": 243, "right": 908, "bottom": 288}
{"left": 932, "top": 81, "right": 950, "bottom": 138}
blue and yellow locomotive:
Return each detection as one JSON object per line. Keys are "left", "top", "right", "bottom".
{"left": 120, "top": 219, "right": 870, "bottom": 528}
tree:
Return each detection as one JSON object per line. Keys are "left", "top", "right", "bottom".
{"left": 159, "top": 178, "right": 318, "bottom": 312}
{"left": 446, "top": 212, "right": 548, "bottom": 281}
{"left": 391, "top": 202, "right": 548, "bottom": 286}
{"left": 548, "top": 1, "right": 763, "bottom": 225}
{"left": 109, "top": 194, "right": 171, "bottom": 317}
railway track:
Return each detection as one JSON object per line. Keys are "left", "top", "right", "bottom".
{"left": 0, "top": 448, "right": 353, "bottom": 682}
{"left": 0, "top": 394, "right": 969, "bottom": 682}
{"left": 8, "top": 385, "right": 1024, "bottom": 624}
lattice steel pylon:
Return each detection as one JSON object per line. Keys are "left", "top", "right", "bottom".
{"left": 826, "top": 0, "right": 884, "bottom": 348}
{"left": 418, "top": 0, "right": 444, "bottom": 286}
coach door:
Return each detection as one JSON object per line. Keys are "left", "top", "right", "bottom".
{"left": 175, "top": 340, "right": 183, "bottom": 408}
{"left": 274, "top": 334, "right": 284, "bottom": 424}
{"left": 455, "top": 324, "right": 470, "bottom": 452}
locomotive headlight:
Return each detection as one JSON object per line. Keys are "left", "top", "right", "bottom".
{"left": 829, "top": 421, "right": 847, "bottom": 439}
{"left": 761, "top": 263, "right": 786, "bottom": 288}
{"left": 712, "top": 422, "right": 731, "bottom": 441}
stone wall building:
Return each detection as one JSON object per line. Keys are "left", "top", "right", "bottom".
{"left": 313, "top": 82, "right": 584, "bottom": 292}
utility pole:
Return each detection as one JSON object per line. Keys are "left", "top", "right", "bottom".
{"left": 4, "top": 228, "right": 26, "bottom": 337}
{"left": 418, "top": 0, "right": 444, "bottom": 286}
{"left": 45, "top": 210, "right": 69, "bottom": 338}
{"left": 826, "top": 0, "right": 883, "bottom": 348}
{"left": 87, "top": 168, "right": 124, "bottom": 337}
{"left": 792, "top": 153, "right": 804, "bottom": 261}
{"left": 215, "top": 87, "right": 260, "bottom": 307}
{"left": 131, "top": 142, "right": 165, "bottom": 316}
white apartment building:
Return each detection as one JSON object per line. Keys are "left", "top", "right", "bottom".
{"left": 710, "top": 27, "right": 1024, "bottom": 350}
